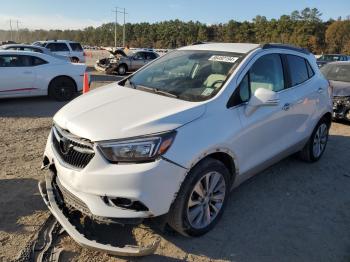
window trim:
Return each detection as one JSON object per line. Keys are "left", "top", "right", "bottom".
{"left": 284, "top": 54, "right": 313, "bottom": 88}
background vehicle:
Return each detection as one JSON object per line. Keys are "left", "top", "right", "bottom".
{"left": 33, "top": 40, "right": 86, "bottom": 63}
{"left": 40, "top": 43, "right": 332, "bottom": 255}
{"left": 0, "top": 50, "right": 86, "bottom": 100}
{"left": 321, "top": 61, "right": 350, "bottom": 121}
{"left": 95, "top": 49, "right": 159, "bottom": 75}
{"left": 0, "top": 44, "right": 70, "bottom": 61}
{"left": 317, "top": 54, "right": 349, "bottom": 68}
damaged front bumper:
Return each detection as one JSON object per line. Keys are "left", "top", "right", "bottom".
{"left": 38, "top": 169, "right": 160, "bottom": 257}
{"left": 333, "top": 96, "right": 350, "bottom": 121}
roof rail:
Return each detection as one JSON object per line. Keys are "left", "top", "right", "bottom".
{"left": 260, "top": 43, "right": 311, "bottom": 55}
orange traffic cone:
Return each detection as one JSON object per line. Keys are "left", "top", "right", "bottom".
{"left": 83, "top": 72, "right": 90, "bottom": 93}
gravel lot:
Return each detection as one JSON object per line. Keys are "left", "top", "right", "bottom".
{"left": 0, "top": 54, "right": 349, "bottom": 261}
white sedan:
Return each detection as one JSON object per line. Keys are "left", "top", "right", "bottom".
{"left": 0, "top": 50, "right": 87, "bottom": 101}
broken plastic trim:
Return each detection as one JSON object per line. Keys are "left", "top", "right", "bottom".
{"left": 38, "top": 170, "right": 160, "bottom": 257}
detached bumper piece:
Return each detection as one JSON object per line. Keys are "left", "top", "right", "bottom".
{"left": 38, "top": 171, "right": 160, "bottom": 257}
{"left": 333, "top": 96, "right": 350, "bottom": 121}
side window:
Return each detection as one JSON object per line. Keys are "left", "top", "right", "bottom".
{"left": 250, "top": 53, "right": 285, "bottom": 93}
{"left": 0, "top": 55, "right": 32, "bottom": 67}
{"left": 69, "top": 43, "right": 83, "bottom": 51}
{"left": 31, "top": 56, "right": 47, "bottom": 66}
{"left": 134, "top": 52, "right": 146, "bottom": 60}
{"left": 145, "top": 52, "right": 157, "bottom": 60}
{"left": 306, "top": 60, "right": 314, "bottom": 78}
{"left": 286, "top": 55, "right": 309, "bottom": 86}
{"left": 46, "top": 43, "right": 69, "bottom": 52}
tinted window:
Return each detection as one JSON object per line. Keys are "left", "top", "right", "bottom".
{"left": 32, "top": 56, "right": 47, "bottom": 66}
{"left": 0, "top": 55, "right": 32, "bottom": 67}
{"left": 46, "top": 43, "right": 69, "bottom": 52}
{"left": 250, "top": 54, "right": 284, "bottom": 93}
{"left": 306, "top": 61, "right": 314, "bottom": 78}
{"left": 286, "top": 55, "right": 309, "bottom": 86}
{"left": 134, "top": 52, "right": 146, "bottom": 60}
{"left": 145, "top": 52, "right": 157, "bottom": 60}
{"left": 69, "top": 43, "right": 83, "bottom": 51}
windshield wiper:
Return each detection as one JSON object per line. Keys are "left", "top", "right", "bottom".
{"left": 136, "top": 85, "right": 179, "bottom": 98}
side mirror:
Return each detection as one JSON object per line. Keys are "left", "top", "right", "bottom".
{"left": 245, "top": 88, "right": 279, "bottom": 116}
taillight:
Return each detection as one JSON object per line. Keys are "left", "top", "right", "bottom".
{"left": 83, "top": 51, "right": 87, "bottom": 56}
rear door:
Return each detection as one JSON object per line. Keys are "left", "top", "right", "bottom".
{"left": 68, "top": 42, "right": 84, "bottom": 61}
{"left": 0, "top": 55, "right": 36, "bottom": 97}
{"left": 283, "top": 54, "right": 321, "bottom": 142}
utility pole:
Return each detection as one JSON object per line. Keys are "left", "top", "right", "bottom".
{"left": 123, "top": 8, "right": 126, "bottom": 47}
{"left": 16, "top": 20, "right": 21, "bottom": 43}
{"left": 112, "top": 7, "right": 128, "bottom": 48}
{"left": 112, "top": 7, "right": 118, "bottom": 49}
{"left": 9, "top": 19, "right": 13, "bottom": 41}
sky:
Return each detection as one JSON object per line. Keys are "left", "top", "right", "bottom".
{"left": 0, "top": 0, "right": 349, "bottom": 30}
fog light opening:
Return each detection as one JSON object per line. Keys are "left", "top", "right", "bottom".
{"left": 108, "top": 197, "right": 149, "bottom": 211}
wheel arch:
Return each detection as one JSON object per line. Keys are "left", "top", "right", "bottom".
{"left": 322, "top": 112, "right": 332, "bottom": 128}
{"left": 188, "top": 149, "right": 239, "bottom": 186}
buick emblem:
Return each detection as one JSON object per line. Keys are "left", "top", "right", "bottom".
{"left": 59, "top": 137, "right": 73, "bottom": 155}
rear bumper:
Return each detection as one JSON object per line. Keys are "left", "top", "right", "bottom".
{"left": 38, "top": 170, "right": 160, "bottom": 256}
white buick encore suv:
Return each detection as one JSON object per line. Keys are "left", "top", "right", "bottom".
{"left": 39, "top": 43, "right": 332, "bottom": 255}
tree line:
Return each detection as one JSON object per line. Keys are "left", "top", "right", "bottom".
{"left": 0, "top": 8, "right": 349, "bottom": 54}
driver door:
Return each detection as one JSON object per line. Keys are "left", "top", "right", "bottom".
{"left": 231, "top": 53, "right": 300, "bottom": 175}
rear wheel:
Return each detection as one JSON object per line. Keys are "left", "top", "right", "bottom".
{"left": 71, "top": 57, "right": 79, "bottom": 63}
{"left": 48, "top": 77, "right": 76, "bottom": 101}
{"left": 117, "top": 64, "right": 127, "bottom": 75}
{"left": 167, "top": 158, "right": 230, "bottom": 237}
{"left": 299, "top": 118, "right": 329, "bottom": 162}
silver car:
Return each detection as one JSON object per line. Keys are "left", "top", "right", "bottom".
{"left": 95, "top": 49, "right": 159, "bottom": 75}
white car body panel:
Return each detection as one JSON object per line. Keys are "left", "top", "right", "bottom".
{"left": 42, "top": 43, "right": 332, "bottom": 223}
{"left": 0, "top": 51, "right": 86, "bottom": 98}
{"left": 54, "top": 84, "right": 206, "bottom": 141}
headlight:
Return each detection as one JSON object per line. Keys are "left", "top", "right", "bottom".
{"left": 97, "top": 131, "right": 176, "bottom": 163}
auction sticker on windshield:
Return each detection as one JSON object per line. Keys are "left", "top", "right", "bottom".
{"left": 209, "top": 55, "right": 239, "bottom": 63}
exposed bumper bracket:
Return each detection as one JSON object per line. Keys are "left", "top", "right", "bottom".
{"left": 38, "top": 172, "right": 160, "bottom": 257}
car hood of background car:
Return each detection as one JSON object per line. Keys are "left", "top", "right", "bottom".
{"left": 331, "top": 80, "right": 350, "bottom": 97}
{"left": 53, "top": 84, "right": 206, "bottom": 141}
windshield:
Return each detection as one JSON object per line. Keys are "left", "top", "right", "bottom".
{"left": 125, "top": 50, "right": 242, "bottom": 102}
{"left": 321, "top": 64, "right": 350, "bottom": 82}
{"left": 318, "top": 55, "right": 343, "bottom": 62}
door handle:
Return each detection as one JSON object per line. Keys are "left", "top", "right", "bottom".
{"left": 317, "top": 88, "right": 325, "bottom": 94}
{"left": 282, "top": 103, "right": 291, "bottom": 111}
{"left": 23, "top": 71, "right": 32, "bottom": 74}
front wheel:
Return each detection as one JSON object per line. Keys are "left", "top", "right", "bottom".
{"left": 167, "top": 158, "right": 231, "bottom": 237}
{"left": 299, "top": 118, "right": 330, "bottom": 162}
{"left": 117, "top": 64, "right": 127, "bottom": 75}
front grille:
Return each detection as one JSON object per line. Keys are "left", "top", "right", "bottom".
{"left": 54, "top": 176, "right": 91, "bottom": 216}
{"left": 52, "top": 125, "right": 95, "bottom": 169}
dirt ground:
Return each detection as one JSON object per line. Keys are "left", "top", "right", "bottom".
{"left": 1, "top": 63, "right": 350, "bottom": 261}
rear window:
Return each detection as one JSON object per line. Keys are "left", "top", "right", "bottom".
{"left": 69, "top": 43, "right": 83, "bottom": 52}
{"left": 321, "top": 64, "right": 350, "bottom": 82}
{"left": 286, "top": 55, "right": 310, "bottom": 86}
{"left": 46, "top": 43, "right": 69, "bottom": 52}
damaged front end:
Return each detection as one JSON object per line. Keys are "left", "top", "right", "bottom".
{"left": 38, "top": 165, "right": 160, "bottom": 257}
{"left": 333, "top": 96, "right": 350, "bottom": 121}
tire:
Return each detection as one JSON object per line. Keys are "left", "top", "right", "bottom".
{"left": 117, "top": 64, "right": 127, "bottom": 75}
{"left": 299, "top": 117, "right": 330, "bottom": 162}
{"left": 71, "top": 57, "right": 79, "bottom": 63}
{"left": 48, "top": 77, "right": 76, "bottom": 101}
{"left": 167, "top": 158, "right": 231, "bottom": 237}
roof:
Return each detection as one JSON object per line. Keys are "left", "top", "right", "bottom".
{"left": 1, "top": 44, "right": 46, "bottom": 50}
{"left": 179, "top": 43, "right": 260, "bottom": 54}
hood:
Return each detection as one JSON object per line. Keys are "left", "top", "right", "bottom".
{"left": 53, "top": 84, "right": 206, "bottom": 141}
{"left": 331, "top": 80, "right": 350, "bottom": 97}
